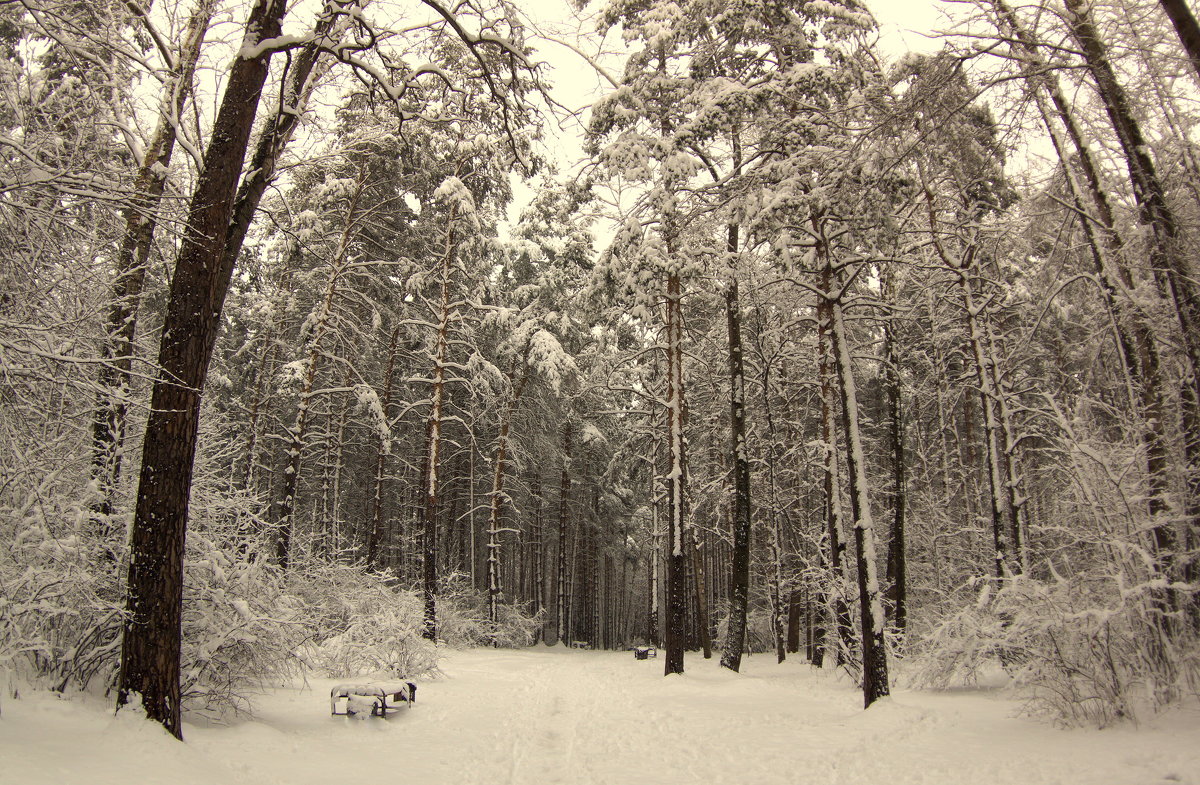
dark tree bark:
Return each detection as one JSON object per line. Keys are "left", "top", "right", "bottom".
{"left": 531, "top": 474, "right": 547, "bottom": 637}
{"left": 116, "top": 0, "right": 289, "bottom": 739}
{"left": 664, "top": 271, "right": 688, "bottom": 676}
{"left": 1064, "top": 0, "right": 1200, "bottom": 387}
{"left": 556, "top": 423, "right": 572, "bottom": 645}
{"left": 690, "top": 527, "right": 713, "bottom": 659}
{"left": 222, "top": 1, "right": 345, "bottom": 269}
{"left": 882, "top": 268, "right": 907, "bottom": 634}
{"left": 720, "top": 227, "right": 753, "bottom": 672}
{"left": 786, "top": 589, "right": 804, "bottom": 655}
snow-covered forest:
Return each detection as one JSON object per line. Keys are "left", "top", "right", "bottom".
{"left": 3, "top": 0, "right": 1200, "bottom": 767}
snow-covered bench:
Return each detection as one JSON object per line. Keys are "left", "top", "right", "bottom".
{"left": 330, "top": 682, "right": 417, "bottom": 717}
{"left": 632, "top": 645, "right": 657, "bottom": 660}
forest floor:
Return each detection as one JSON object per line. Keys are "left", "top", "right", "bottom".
{"left": 4, "top": 646, "right": 1199, "bottom": 784}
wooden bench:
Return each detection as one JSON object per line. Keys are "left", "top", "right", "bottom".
{"left": 330, "top": 681, "right": 417, "bottom": 717}
{"left": 633, "top": 645, "right": 658, "bottom": 660}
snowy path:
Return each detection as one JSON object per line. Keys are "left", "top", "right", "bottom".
{"left": 4, "top": 647, "right": 1199, "bottom": 784}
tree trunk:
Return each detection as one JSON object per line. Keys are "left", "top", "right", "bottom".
{"left": 221, "top": 1, "right": 346, "bottom": 270}
{"left": 487, "top": 371, "right": 528, "bottom": 638}
{"left": 1064, "top": 0, "right": 1200, "bottom": 382}
{"left": 882, "top": 267, "right": 907, "bottom": 634}
{"left": 689, "top": 526, "right": 713, "bottom": 658}
{"left": 1065, "top": 0, "right": 1195, "bottom": 609}
{"left": 995, "top": 0, "right": 1177, "bottom": 600}
{"left": 817, "top": 270, "right": 856, "bottom": 670}
{"left": 826, "top": 254, "right": 891, "bottom": 709}
{"left": 421, "top": 209, "right": 458, "bottom": 641}
{"left": 649, "top": 474, "right": 661, "bottom": 646}
{"left": 1159, "top": 0, "right": 1200, "bottom": 84}
{"left": 116, "top": 0, "right": 288, "bottom": 739}
{"left": 720, "top": 234, "right": 753, "bottom": 670}
{"left": 664, "top": 271, "right": 688, "bottom": 675}
{"left": 786, "top": 590, "right": 804, "bottom": 655}
{"left": 918, "top": 156, "right": 1016, "bottom": 582}
{"left": 556, "top": 423, "right": 572, "bottom": 645}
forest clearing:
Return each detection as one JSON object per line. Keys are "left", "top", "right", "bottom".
{"left": 4, "top": 0, "right": 1200, "bottom": 775}
{"left": 5, "top": 647, "right": 1200, "bottom": 785}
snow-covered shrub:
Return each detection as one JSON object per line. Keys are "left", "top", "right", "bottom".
{"left": 180, "top": 533, "right": 308, "bottom": 719}
{"left": 286, "top": 559, "right": 439, "bottom": 679}
{"left": 437, "top": 573, "right": 542, "bottom": 648}
{"left": 0, "top": 459, "right": 309, "bottom": 720}
{"left": 0, "top": 477, "right": 124, "bottom": 695}
{"left": 308, "top": 606, "right": 438, "bottom": 680}
{"left": 912, "top": 575, "right": 1197, "bottom": 727}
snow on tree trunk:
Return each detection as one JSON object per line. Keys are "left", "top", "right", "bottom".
{"left": 421, "top": 208, "right": 457, "bottom": 642}
{"left": 664, "top": 271, "right": 687, "bottom": 676}
{"left": 487, "top": 371, "right": 528, "bottom": 640}
{"left": 818, "top": 270, "right": 856, "bottom": 672}
{"left": 824, "top": 246, "right": 890, "bottom": 709}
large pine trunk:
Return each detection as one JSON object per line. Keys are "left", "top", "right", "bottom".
{"left": 421, "top": 213, "right": 457, "bottom": 641}
{"left": 828, "top": 279, "right": 891, "bottom": 709}
{"left": 556, "top": 424, "right": 572, "bottom": 645}
{"left": 720, "top": 229, "right": 753, "bottom": 671}
{"left": 817, "top": 272, "right": 855, "bottom": 670}
{"left": 818, "top": 233, "right": 890, "bottom": 708}
{"left": 664, "top": 271, "right": 688, "bottom": 675}
{"left": 881, "top": 268, "right": 907, "bottom": 634}
{"left": 116, "top": 0, "right": 288, "bottom": 739}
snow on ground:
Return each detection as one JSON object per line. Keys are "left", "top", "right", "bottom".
{"left": 4, "top": 647, "right": 1199, "bottom": 784}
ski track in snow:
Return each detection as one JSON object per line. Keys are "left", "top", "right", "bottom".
{"left": 4, "top": 647, "right": 1199, "bottom": 784}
